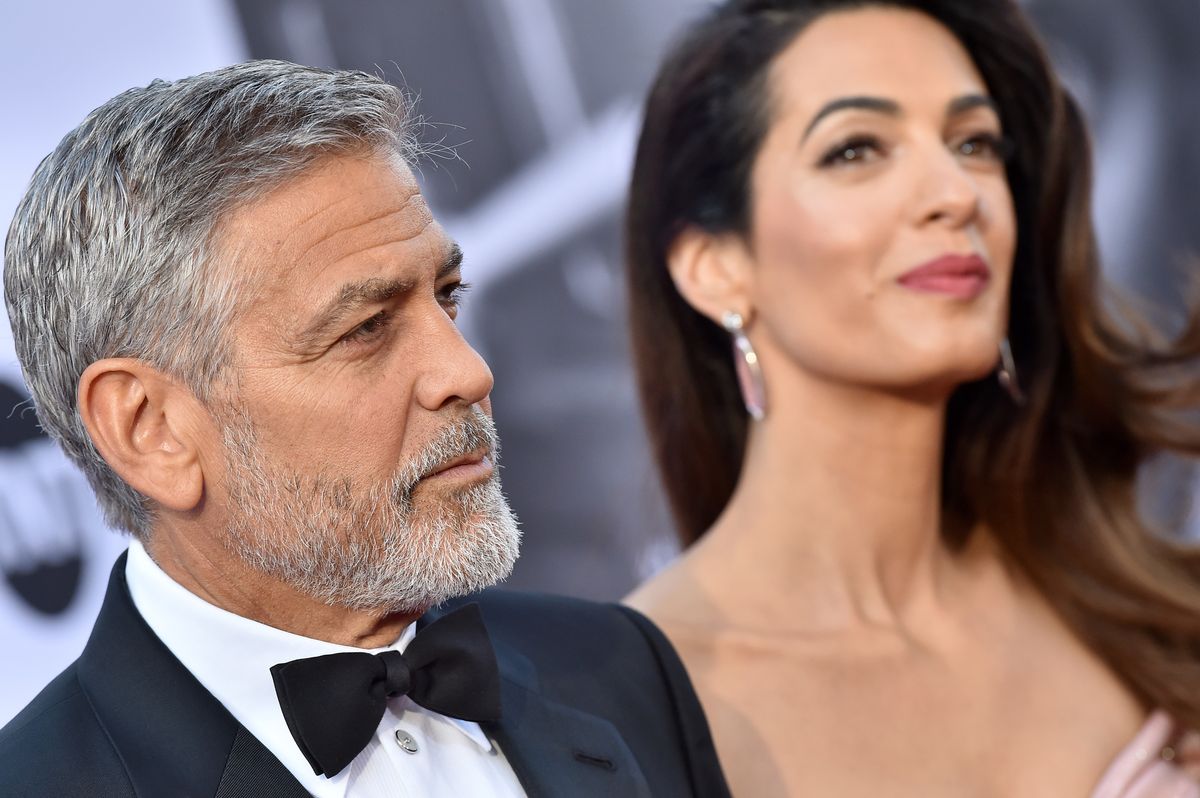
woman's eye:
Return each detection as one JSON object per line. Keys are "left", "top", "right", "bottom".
{"left": 819, "top": 136, "right": 884, "bottom": 168}
{"left": 954, "top": 132, "right": 1012, "bottom": 162}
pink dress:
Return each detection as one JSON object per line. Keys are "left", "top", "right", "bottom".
{"left": 1092, "top": 711, "right": 1200, "bottom": 797}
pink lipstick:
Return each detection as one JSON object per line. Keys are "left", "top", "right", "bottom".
{"left": 897, "top": 253, "right": 991, "bottom": 299}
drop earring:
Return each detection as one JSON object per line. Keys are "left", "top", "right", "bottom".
{"left": 997, "top": 337, "right": 1026, "bottom": 406}
{"left": 722, "top": 310, "right": 767, "bottom": 421}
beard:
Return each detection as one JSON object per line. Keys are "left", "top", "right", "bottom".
{"left": 217, "top": 405, "right": 521, "bottom": 615}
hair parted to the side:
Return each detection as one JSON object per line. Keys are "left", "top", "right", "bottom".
{"left": 627, "top": 0, "right": 1200, "bottom": 724}
{"left": 4, "top": 60, "right": 420, "bottom": 540}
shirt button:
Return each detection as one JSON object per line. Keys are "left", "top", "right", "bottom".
{"left": 394, "top": 729, "right": 419, "bottom": 754}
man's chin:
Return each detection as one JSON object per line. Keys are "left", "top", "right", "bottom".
{"left": 222, "top": 468, "right": 520, "bottom": 615}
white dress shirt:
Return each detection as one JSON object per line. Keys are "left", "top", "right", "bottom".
{"left": 125, "top": 541, "right": 526, "bottom": 798}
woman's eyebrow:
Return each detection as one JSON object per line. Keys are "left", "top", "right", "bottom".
{"left": 801, "top": 93, "right": 1000, "bottom": 142}
{"left": 946, "top": 93, "right": 1000, "bottom": 119}
{"left": 802, "top": 96, "right": 900, "bottom": 141}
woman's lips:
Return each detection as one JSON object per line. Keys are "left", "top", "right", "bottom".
{"left": 897, "top": 253, "right": 991, "bottom": 299}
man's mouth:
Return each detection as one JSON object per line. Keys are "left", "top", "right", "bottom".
{"left": 422, "top": 450, "right": 493, "bottom": 483}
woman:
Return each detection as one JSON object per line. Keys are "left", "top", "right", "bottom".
{"left": 623, "top": 0, "right": 1200, "bottom": 795}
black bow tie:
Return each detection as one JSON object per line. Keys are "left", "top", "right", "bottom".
{"left": 270, "top": 603, "right": 502, "bottom": 778}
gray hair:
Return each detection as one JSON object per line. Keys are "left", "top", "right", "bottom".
{"left": 4, "top": 60, "right": 418, "bottom": 539}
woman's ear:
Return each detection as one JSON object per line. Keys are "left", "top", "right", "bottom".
{"left": 666, "top": 226, "right": 754, "bottom": 324}
{"left": 77, "top": 359, "right": 205, "bottom": 514}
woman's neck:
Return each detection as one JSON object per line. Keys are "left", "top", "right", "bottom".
{"left": 691, "top": 372, "right": 980, "bottom": 635}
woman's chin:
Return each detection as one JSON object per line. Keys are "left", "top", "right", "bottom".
{"left": 865, "top": 356, "right": 1000, "bottom": 401}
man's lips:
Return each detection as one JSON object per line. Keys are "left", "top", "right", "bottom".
{"left": 896, "top": 253, "right": 991, "bottom": 299}
{"left": 423, "top": 451, "right": 493, "bottom": 482}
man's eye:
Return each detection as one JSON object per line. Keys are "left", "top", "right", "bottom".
{"left": 818, "top": 135, "right": 884, "bottom": 168}
{"left": 341, "top": 310, "right": 390, "bottom": 344}
{"left": 439, "top": 280, "right": 472, "bottom": 313}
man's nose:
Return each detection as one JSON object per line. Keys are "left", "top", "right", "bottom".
{"left": 414, "top": 315, "right": 495, "bottom": 412}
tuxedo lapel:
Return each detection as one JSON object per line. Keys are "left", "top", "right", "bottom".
{"left": 418, "top": 605, "right": 653, "bottom": 796}
{"left": 215, "top": 727, "right": 312, "bottom": 798}
{"left": 78, "top": 554, "right": 308, "bottom": 798}
{"left": 483, "top": 640, "right": 653, "bottom": 798}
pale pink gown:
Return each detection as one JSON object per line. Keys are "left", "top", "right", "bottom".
{"left": 1091, "top": 711, "right": 1200, "bottom": 797}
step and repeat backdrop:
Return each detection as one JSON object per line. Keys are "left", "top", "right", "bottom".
{"left": 2, "top": 0, "right": 1197, "bottom": 724}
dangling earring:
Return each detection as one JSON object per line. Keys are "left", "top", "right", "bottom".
{"left": 997, "top": 337, "right": 1026, "bottom": 406}
{"left": 722, "top": 310, "right": 767, "bottom": 421}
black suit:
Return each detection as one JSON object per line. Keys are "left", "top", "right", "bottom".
{"left": 0, "top": 555, "right": 729, "bottom": 797}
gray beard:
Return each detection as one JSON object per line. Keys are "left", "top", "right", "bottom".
{"left": 218, "top": 406, "right": 520, "bottom": 615}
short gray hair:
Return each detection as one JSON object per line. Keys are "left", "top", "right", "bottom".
{"left": 4, "top": 60, "right": 417, "bottom": 539}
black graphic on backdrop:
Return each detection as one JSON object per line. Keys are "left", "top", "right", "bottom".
{"left": 0, "top": 381, "right": 85, "bottom": 615}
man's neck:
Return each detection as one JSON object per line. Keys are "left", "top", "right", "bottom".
{"left": 144, "top": 528, "right": 419, "bottom": 648}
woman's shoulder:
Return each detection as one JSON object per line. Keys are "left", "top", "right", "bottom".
{"left": 624, "top": 542, "right": 723, "bottom": 624}
{"left": 624, "top": 558, "right": 696, "bottom": 620}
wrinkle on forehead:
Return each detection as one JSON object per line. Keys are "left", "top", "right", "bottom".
{"left": 220, "top": 153, "right": 421, "bottom": 257}
{"left": 274, "top": 164, "right": 429, "bottom": 268}
{"left": 290, "top": 198, "right": 433, "bottom": 281}
{"left": 217, "top": 152, "right": 442, "bottom": 351}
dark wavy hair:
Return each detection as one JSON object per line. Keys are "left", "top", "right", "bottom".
{"left": 626, "top": 0, "right": 1200, "bottom": 725}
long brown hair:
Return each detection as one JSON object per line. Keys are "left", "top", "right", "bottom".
{"left": 626, "top": 0, "right": 1200, "bottom": 725}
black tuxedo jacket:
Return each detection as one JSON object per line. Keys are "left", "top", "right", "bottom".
{"left": 0, "top": 555, "right": 729, "bottom": 797}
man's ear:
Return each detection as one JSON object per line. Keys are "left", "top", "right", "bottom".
{"left": 666, "top": 226, "right": 754, "bottom": 324}
{"left": 77, "top": 359, "right": 206, "bottom": 514}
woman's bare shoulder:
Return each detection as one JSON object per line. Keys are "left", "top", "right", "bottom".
{"left": 623, "top": 546, "right": 731, "bottom": 645}
{"left": 624, "top": 553, "right": 699, "bottom": 617}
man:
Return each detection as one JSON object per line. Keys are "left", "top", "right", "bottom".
{"left": 0, "top": 61, "right": 726, "bottom": 797}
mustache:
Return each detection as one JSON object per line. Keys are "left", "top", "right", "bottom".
{"left": 398, "top": 407, "right": 500, "bottom": 489}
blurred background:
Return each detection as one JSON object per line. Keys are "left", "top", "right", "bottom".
{"left": 1, "top": 0, "right": 1197, "bottom": 724}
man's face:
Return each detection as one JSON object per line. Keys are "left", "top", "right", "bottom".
{"left": 207, "top": 151, "right": 519, "bottom": 613}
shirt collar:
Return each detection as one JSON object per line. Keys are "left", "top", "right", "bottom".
{"left": 124, "top": 541, "right": 492, "bottom": 798}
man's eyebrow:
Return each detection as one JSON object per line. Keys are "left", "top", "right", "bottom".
{"left": 802, "top": 96, "right": 901, "bottom": 141}
{"left": 439, "top": 241, "right": 464, "bottom": 281}
{"left": 800, "top": 93, "right": 1000, "bottom": 142}
{"left": 294, "top": 242, "right": 465, "bottom": 348}
{"left": 295, "top": 277, "right": 413, "bottom": 347}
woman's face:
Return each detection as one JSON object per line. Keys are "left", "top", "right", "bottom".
{"left": 740, "top": 6, "right": 1016, "bottom": 396}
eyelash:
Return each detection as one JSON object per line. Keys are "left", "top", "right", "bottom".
{"left": 338, "top": 281, "right": 473, "bottom": 346}
{"left": 955, "top": 132, "right": 1014, "bottom": 162}
{"left": 817, "top": 131, "right": 1014, "bottom": 168}
{"left": 341, "top": 310, "right": 391, "bottom": 344}
{"left": 819, "top": 135, "right": 885, "bottom": 167}
{"left": 440, "top": 280, "right": 472, "bottom": 309}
